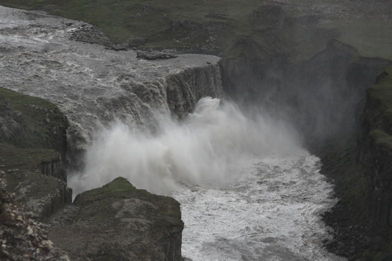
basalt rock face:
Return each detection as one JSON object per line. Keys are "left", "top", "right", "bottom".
{"left": 362, "top": 67, "right": 392, "bottom": 234}
{"left": 0, "top": 88, "right": 71, "bottom": 221}
{"left": 322, "top": 67, "right": 392, "bottom": 260}
{"left": 49, "top": 177, "right": 183, "bottom": 261}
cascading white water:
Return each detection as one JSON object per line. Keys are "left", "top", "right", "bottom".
{"left": 69, "top": 97, "right": 344, "bottom": 261}
{"left": 69, "top": 97, "right": 301, "bottom": 195}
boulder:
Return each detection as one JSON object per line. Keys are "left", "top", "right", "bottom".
{"left": 49, "top": 177, "right": 184, "bottom": 261}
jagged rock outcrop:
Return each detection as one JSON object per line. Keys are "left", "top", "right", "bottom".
{"left": 0, "top": 172, "right": 70, "bottom": 261}
{"left": 0, "top": 88, "right": 71, "bottom": 220}
{"left": 49, "top": 177, "right": 183, "bottom": 261}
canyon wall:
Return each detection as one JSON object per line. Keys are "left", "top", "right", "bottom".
{"left": 322, "top": 67, "right": 392, "bottom": 260}
{"left": 1, "top": 1, "right": 392, "bottom": 260}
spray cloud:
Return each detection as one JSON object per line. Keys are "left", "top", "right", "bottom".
{"left": 69, "top": 97, "right": 303, "bottom": 195}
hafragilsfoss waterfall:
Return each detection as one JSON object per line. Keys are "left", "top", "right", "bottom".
{"left": 70, "top": 97, "right": 345, "bottom": 261}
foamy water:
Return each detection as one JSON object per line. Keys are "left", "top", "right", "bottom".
{"left": 176, "top": 155, "right": 344, "bottom": 261}
{"left": 69, "top": 97, "right": 345, "bottom": 261}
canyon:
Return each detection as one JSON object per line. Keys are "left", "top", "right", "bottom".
{"left": 0, "top": 1, "right": 392, "bottom": 260}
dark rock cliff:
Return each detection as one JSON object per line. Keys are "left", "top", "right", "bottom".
{"left": 322, "top": 67, "right": 392, "bottom": 260}
{"left": 0, "top": 87, "right": 71, "bottom": 220}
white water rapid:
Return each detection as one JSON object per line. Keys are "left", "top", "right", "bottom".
{"left": 69, "top": 97, "right": 345, "bottom": 261}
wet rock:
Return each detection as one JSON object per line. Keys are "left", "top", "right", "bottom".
{"left": 49, "top": 177, "right": 184, "bottom": 261}
{"left": 137, "top": 50, "right": 178, "bottom": 60}
{"left": 69, "top": 23, "right": 112, "bottom": 47}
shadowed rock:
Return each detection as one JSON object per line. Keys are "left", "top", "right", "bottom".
{"left": 0, "top": 88, "right": 71, "bottom": 220}
{"left": 137, "top": 50, "right": 177, "bottom": 60}
{"left": 49, "top": 177, "right": 184, "bottom": 261}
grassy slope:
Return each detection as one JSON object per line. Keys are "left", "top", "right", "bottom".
{"left": 1, "top": 0, "right": 391, "bottom": 61}
{"left": 0, "top": 0, "right": 257, "bottom": 43}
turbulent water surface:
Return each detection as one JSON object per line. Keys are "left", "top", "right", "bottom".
{"left": 70, "top": 97, "right": 345, "bottom": 261}
{"left": 176, "top": 155, "right": 342, "bottom": 261}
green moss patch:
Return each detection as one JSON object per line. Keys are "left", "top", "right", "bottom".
{"left": 370, "top": 129, "right": 392, "bottom": 150}
{"left": 0, "top": 87, "right": 67, "bottom": 151}
{"left": 74, "top": 177, "right": 136, "bottom": 205}
{"left": 0, "top": 143, "right": 58, "bottom": 171}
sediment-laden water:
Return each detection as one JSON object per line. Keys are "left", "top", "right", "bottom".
{"left": 176, "top": 155, "right": 344, "bottom": 261}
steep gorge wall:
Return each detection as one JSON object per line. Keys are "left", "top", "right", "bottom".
{"left": 0, "top": 87, "right": 71, "bottom": 220}
{"left": 321, "top": 67, "right": 392, "bottom": 260}
{"left": 220, "top": 38, "right": 389, "bottom": 148}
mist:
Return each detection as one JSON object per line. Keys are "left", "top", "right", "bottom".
{"left": 69, "top": 97, "right": 303, "bottom": 196}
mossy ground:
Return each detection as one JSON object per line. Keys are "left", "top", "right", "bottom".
{"left": 0, "top": 87, "right": 70, "bottom": 219}
{"left": 0, "top": 87, "right": 67, "bottom": 171}
{"left": 74, "top": 177, "right": 181, "bottom": 220}
{"left": 0, "top": 88, "right": 67, "bottom": 151}
{"left": 1, "top": 0, "right": 391, "bottom": 60}
{"left": 0, "top": 143, "right": 58, "bottom": 171}
{"left": 0, "top": 0, "right": 257, "bottom": 45}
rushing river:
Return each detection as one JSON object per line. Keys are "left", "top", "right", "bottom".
{"left": 70, "top": 97, "right": 345, "bottom": 261}
{"left": 176, "top": 155, "right": 344, "bottom": 261}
